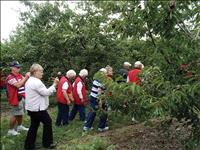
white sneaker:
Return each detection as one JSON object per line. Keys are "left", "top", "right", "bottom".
{"left": 83, "top": 126, "right": 94, "bottom": 131}
{"left": 7, "top": 129, "right": 20, "bottom": 136}
{"left": 98, "top": 126, "right": 109, "bottom": 132}
{"left": 131, "top": 117, "right": 139, "bottom": 123}
{"left": 17, "top": 125, "right": 29, "bottom": 132}
{"left": 132, "top": 117, "right": 136, "bottom": 122}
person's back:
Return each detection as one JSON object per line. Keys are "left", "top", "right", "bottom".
{"left": 127, "top": 61, "right": 144, "bottom": 122}
{"left": 118, "top": 62, "right": 131, "bottom": 82}
{"left": 119, "top": 68, "right": 128, "bottom": 80}
{"left": 128, "top": 69, "right": 141, "bottom": 85}
{"left": 127, "top": 61, "right": 144, "bottom": 86}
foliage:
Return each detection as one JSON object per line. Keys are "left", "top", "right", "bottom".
{"left": 1, "top": 1, "right": 200, "bottom": 148}
{"left": 0, "top": 100, "right": 129, "bottom": 150}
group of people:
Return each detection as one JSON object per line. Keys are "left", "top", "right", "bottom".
{"left": 5, "top": 60, "right": 144, "bottom": 150}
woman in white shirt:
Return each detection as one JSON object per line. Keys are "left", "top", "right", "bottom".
{"left": 24, "top": 64, "right": 59, "bottom": 150}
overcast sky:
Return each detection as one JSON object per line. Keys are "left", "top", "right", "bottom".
{"left": 1, "top": 1, "right": 26, "bottom": 41}
{"left": 1, "top": 1, "right": 77, "bottom": 42}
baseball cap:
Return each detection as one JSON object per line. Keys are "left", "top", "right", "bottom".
{"left": 10, "top": 60, "right": 22, "bottom": 68}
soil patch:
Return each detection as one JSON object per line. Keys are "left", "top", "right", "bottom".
{"left": 98, "top": 119, "right": 191, "bottom": 150}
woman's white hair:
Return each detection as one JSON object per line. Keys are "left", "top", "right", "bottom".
{"left": 79, "top": 69, "right": 88, "bottom": 77}
{"left": 66, "top": 69, "right": 76, "bottom": 78}
{"left": 30, "top": 63, "right": 43, "bottom": 75}
{"left": 99, "top": 68, "right": 107, "bottom": 74}
{"left": 134, "top": 61, "right": 144, "bottom": 69}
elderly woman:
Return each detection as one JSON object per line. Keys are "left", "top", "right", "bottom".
{"left": 69, "top": 69, "right": 88, "bottom": 121}
{"left": 56, "top": 69, "right": 76, "bottom": 126}
{"left": 24, "top": 64, "right": 59, "bottom": 150}
{"left": 127, "top": 61, "right": 144, "bottom": 85}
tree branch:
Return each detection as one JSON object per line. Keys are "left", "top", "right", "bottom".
{"left": 144, "top": 2, "right": 171, "bottom": 64}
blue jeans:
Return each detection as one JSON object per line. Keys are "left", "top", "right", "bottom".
{"left": 56, "top": 102, "right": 69, "bottom": 126}
{"left": 84, "top": 96, "right": 107, "bottom": 128}
{"left": 69, "top": 104, "right": 85, "bottom": 121}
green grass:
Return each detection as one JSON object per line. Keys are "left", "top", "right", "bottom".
{"left": 1, "top": 96, "right": 131, "bottom": 150}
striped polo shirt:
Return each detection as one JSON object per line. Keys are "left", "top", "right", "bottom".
{"left": 90, "top": 80, "right": 101, "bottom": 98}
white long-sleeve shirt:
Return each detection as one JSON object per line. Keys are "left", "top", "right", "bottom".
{"left": 77, "top": 81, "right": 83, "bottom": 99}
{"left": 62, "top": 82, "right": 69, "bottom": 90}
{"left": 25, "top": 76, "right": 56, "bottom": 111}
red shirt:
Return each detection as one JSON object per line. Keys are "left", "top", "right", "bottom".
{"left": 6, "top": 73, "right": 25, "bottom": 106}
{"left": 128, "top": 69, "right": 141, "bottom": 85}
{"left": 56, "top": 76, "right": 73, "bottom": 104}
{"left": 73, "top": 76, "right": 87, "bottom": 105}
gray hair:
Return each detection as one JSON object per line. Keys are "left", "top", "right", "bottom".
{"left": 99, "top": 68, "right": 107, "bottom": 74}
{"left": 123, "top": 62, "right": 131, "bottom": 67}
{"left": 105, "top": 65, "right": 113, "bottom": 72}
{"left": 30, "top": 63, "right": 43, "bottom": 75}
{"left": 134, "top": 61, "right": 144, "bottom": 69}
{"left": 79, "top": 69, "right": 88, "bottom": 77}
{"left": 66, "top": 69, "right": 76, "bottom": 78}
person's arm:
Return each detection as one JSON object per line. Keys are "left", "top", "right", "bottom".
{"left": 77, "top": 81, "right": 83, "bottom": 101}
{"left": 12, "top": 72, "right": 30, "bottom": 88}
{"left": 62, "top": 82, "right": 70, "bottom": 104}
{"left": 68, "top": 92, "right": 74, "bottom": 102}
{"left": 35, "top": 78, "right": 58, "bottom": 96}
{"left": 98, "top": 87, "right": 102, "bottom": 95}
{"left": 127, "top": 76, "right": 130, "bottom": 83}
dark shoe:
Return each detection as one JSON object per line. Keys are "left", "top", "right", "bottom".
{"left": 44, "top": 143, "right": 56, "bottom": 149}
{"left": 55, "top": 123, "right": 61, "bottom": 127}
{"left": 62, "top": 123, "right": 69, "bottom": 126}
{"left": 24, "top": 146, "right": 40, "bottom": 150}
{"left": 35, "top": 145, "right": 41, "bottom": 149}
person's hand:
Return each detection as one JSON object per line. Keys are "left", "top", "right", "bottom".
{"left": 25, "top": 72, "right": 31, "bottom": 78}
{"left": 53, "top": 77, "right": 59, "bottom": 86}
{"left": 98, "top": 100, "right": 102, "bottom": 108}
{"left": 83, "top": 101, "right": 87, "bottom": 106}
{"left": 67, "top": 100, "right": 71, "bottom": 105}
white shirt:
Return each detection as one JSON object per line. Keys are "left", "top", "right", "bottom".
{"left": 62, "top": 82, "right": 69, "bottom": 90}
{"left": 25, "top": 76, "right": 56, "bottom": 111}
{"left": 77, "top": 81, "right": 83, "bottom": 99}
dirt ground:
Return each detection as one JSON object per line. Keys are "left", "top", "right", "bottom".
{"left": 98, "top": 119, "right": 192, "bottom": 150}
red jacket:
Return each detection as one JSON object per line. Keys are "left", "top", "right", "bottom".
{"left": 73, "top": 76, "right": 87, "bottom": 105}
{"left": 128, "top": 69, "right": 141, "bottom": 85}
{"left": 6, "top": 73, "right": 25, "bottom": 106}
{"left": 56, "top": 76, "right": 73, "bottom": 104}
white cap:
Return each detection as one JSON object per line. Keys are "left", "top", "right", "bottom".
{"left": 123, "top": 62, "right": 132, "bottom": 66}
{"left": 79, "top": 69, "right": 88, "bottom": 77}
{"left": 134, "top": 61, "right": 144, "bottom": 69}
{"left": 99, "top": 68, "right": 107, "bottom": 74}
{"left": 66, "top": 69, "right": 76, "bottom": 78}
